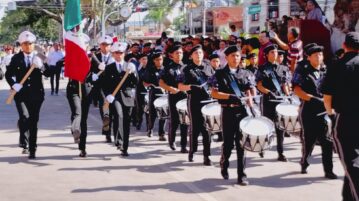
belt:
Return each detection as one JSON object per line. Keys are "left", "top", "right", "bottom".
{"left": 221, "top": 104, "right": 240, "bottom": 108}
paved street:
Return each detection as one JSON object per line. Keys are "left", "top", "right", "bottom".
{"left": 0, "top": 78, "right": 344, "bottom": 201}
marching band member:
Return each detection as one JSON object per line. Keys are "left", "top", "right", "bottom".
{"left": 5, "top": 31, "right": 46, "bottom": 159}
{"left": 159, "top": 45, "right": 188, "bottom": 153}
{"left": 293, "top": 45, "right": 337, "bottom": 179}
{"left": 66, "top": 33, "right": 92, "bottom": 157}
{"left": 256, "top": 44, "right": 291, "bottom": 161}
{"left": 142, "top": 50, "right": 166, "bottom": 141}
{"left": 321, "top": 32, "right": 359, "bottom": 200}
{"left": 90, "top": 35, "right": 114, "bottom": 142}
{"left": 208, "top": 53, "right": 223, "bottom": 142}
{"left": 102, "top": 42, "right": 137, "bottom": 157}
{"left": 134, "top": 53, "right": 149, "bottom": 130}
{"left": 178, "top": 45, "right": 214, "bottom": 166}
{"left": 210, "top": 45, "right": 256, "bottom": 185}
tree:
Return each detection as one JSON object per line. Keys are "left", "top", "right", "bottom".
{"left": 0, "top": 8, "right": 59, "bottom": 44}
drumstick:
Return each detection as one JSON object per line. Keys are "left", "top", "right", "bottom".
{"left": 317, "top": 111, "right": 327, "bottom": 117}
{"left": 103, "top": 69, "right": 130, "bottom": 111}
{"left": 6, "top": 65, "right": 35, "bottom": 104}
{"left": 200, "top": 99, "right": 217, "bottom": 104}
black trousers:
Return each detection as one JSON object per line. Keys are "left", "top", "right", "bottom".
{"left": 148, "top": 88, "right": 165, "bottom": 135}
{"left": 168, "top": 93, "right": 188, "bottom": 148}
{"left": 50, "top": 65, "right": 61, "bottom": 94}
{"left": 220, "top": 106, "right": 247, "bottom": 178}
{"left": 15, "top": 99, "right": 43, "bottom": 152}
{"left": 188, "top": 95, "right": 211, "bottom": 157}
{"left": 262, "top": 97, "right": 284, "bottom": 154}
{"left": 333, "top": 113, "right": 359, "bottom": 201}
{"left": 110, "top": 100, "right": 132, "bottom": 152}
{"left": 66, "top": 85, "right": 90, "bottom": 151}
{"left": 300, "top": 104, "right": 333, "bottom": 173}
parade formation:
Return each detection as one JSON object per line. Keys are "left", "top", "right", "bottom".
{"left": 0, "top": 0, "right": 358, "bottom": 200}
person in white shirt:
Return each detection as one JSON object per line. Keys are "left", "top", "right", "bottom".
{"left": 46, "top": 42, "right": 64, "bottom": 95}
{"left": 214, "top": 40, "right": 228, "bottom": 68}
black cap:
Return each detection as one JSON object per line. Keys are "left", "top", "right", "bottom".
{"left": 209, "top": 53, "right": 220, "bottom": 60}
{"left": 303, "top": 43, "right": 317, "bottom": 55}
{"left": 224, "top": 45, "right": 241, "bottom": 56}
{"left": 189, "top": 45, "right": 202, "bottom": 55}
{"left": 241, "top": 54, "right": 247, "bottom": 60}
{"left": 306, "top": 45, "right": 324, "bottom": 56}
{"left": 168, "top": 45, "right": 182, "bottom": 53}
{"left": 278, "top": 50, "right": 285, "bottom": 55}
{"left": 345, "top": 32, "right": 359, "bottom": 50}
{"left": 263, "top": 44, "right": 278, "bottom": 54}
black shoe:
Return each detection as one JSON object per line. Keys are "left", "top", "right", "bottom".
{"left": 237, "top": 176, "right": 249, "bottom": 186}
{"left": 203, "top": 157, "right": 212, "bottom": 166}
{"left": 278, "top": 154, "right": 288, "bottom": 162}
{"left": 121, "top": 151, "right": 129, "bottom": 157}
{"left": 284, "top": 132, "right": 291, "bottom": 137}
{"left": 221, "top": 169, "right": 229, "bottom": 180}
{"left": 301, "top": 163, "right": 309, "bottom": 174}
{"left": 158, "top": 135, "right": 166, "bottom": 141}
{"left": 51, "top": 91, "right": 54, "bottom": 95}
{"left": 325, "top": 172, "right": 338, "bottom": 179}
{"left": 180, "top": 148, "right": 189, "bottom": 153}
{"left": 259, "top": 152, "right": 264, "bottom": 158}
{"left": 136, "top": 124, "right": 141, "bottom": 130}
{"left": 169, "top": 143, "right": 176, "bottom": 151}
{"left": 22, "top": 148, "right": 29, "bottom": 154}
{"left": 106, "top": 136, "right": 112, "bottom": 143}
{"left": 28, "top": 152, "right": 36, "bottom": 159}
{"left": 79, "top": 150, "right": 87, "bottom": 157}
{"left": 147, "top": 130, "right": 153, "bottom": 137}
{"left": 188, "top": 153, "right": 194, "bottom": 162}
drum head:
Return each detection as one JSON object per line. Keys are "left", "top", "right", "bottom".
{"left": 276, "top": 103, "right": 299, "bottom": 117}
{"left": 201, "top": 103, "right": 221, "bottom": 116}
{"left": 240, "top": 116, "right": 275, "bottom": 136}
{"left": 145, "top": 94, "right": 149, "bottom": 102}
{"left": 154, "top": 96, "right": 168, "bottom": 108}
{"left": 176, "top": 99, "right": 187, "bottom": 111}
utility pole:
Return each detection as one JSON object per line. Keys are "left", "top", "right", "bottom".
{"left": 202, "top": 0, "right": 206, "bottom": 36}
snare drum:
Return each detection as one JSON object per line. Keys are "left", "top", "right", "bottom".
{"left": 176, "top": 99, "right": 190, "bottom": 125}
{"left": 239, "top": 116, "right": 275, "bottom": 152}
{"left": 276, "top": 103, "right": 302, "bottom": 136}
{"left": 201, "top": 102, "right": 222, "bottom": 133}
{"left": 324, "top": 115, "right": 333, "bottom": 141}
{"left": 154, "top": 96, "right": 169, "bottom": 119}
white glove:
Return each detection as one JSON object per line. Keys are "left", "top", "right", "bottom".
{"left": 12, "top": 83, "right": 23, "bottom": 92}
{"left": 92, "top": 73, "right": 99, "bottom": 81}
{"left": 106, "top": 95, "right": 115, "bottom": 103}
{"left": 125, "top": 63, "right": 136, "bottom": 74}
{"left": 98, "top": 62, "right": 106, "bottom": 71}
{"left": 32, "top": 56, "right": 43, "bottom": 69}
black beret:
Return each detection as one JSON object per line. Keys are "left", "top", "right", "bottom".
{"left": 137, "top": 53, "right": 147, "bottom": 59}
{"left": 278, "top": 50, "right": 285, "bottom": 55}
{"left": 247, "top": 53, "right": 257, "bottom": 59}
{"left": 263, "top": 44, "right": 278, "bottom": 54}
{"left": 306, "top": 45, "right": 324, "bottom": 56}
{"left": 168, "top": 45, "right": 182, "bottom": 53}
{"left": 303, "top": 43, "right": 317, "bottom": 55}
{"left": 143, "top": 42, "right": 152, "bottom": 47}
{"left": 189, "top": 45, "right": 202, "bottom": 55}
{"left": 224, "top": 45, "right": 241, "bottom": 56}
{"left": 345, "top": 32, "right": 359, "bottom": 50}
{"left": 209, "top": 53, "right": 220, "bottom": 60}
{"left": 151, "top": 50, "right": 163, "bottom": 59}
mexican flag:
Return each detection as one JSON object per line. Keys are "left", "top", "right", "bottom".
{"left": 64, "top": 0, "right": 90, "bottom": 83}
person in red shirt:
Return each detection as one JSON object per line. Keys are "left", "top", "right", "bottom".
{"left": 258, "top": 31, "right": 272, "bottom": 66}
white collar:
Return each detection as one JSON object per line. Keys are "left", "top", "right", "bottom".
{"left": 23, "top": 52, "right": 34, "bottom": 58}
